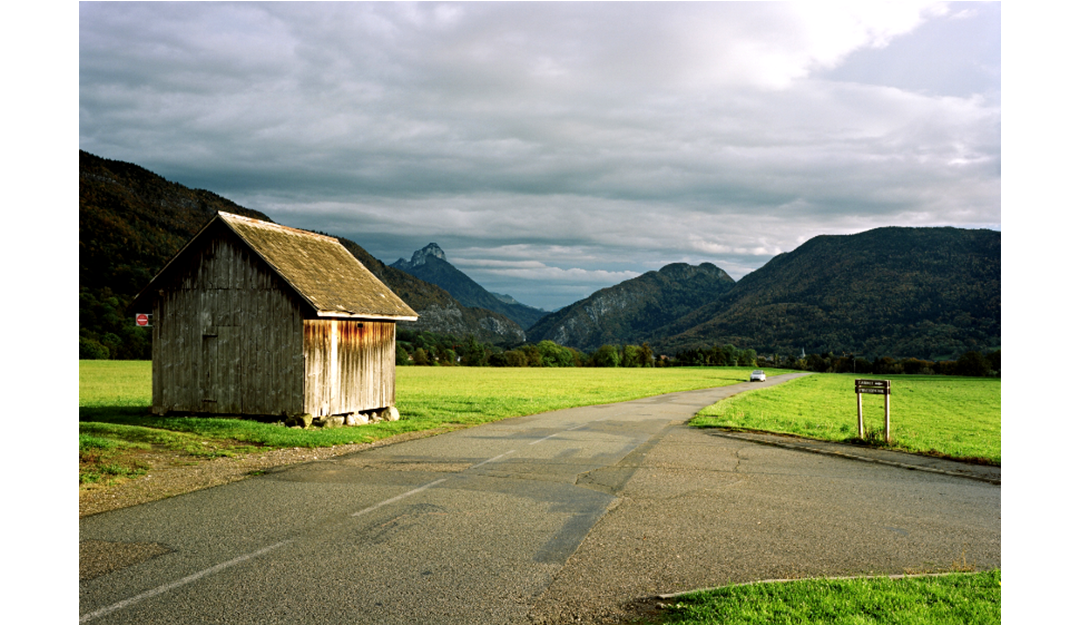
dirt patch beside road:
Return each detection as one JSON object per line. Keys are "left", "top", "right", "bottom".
{"left": 79, "top": 429, "right": 455, "bottom": 518}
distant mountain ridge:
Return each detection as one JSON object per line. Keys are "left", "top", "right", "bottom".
{"left": 80, "top": 151, "right": 1000, "bottom": 363}
{"left": 491, "top": 292, "right": 530, "bottom": 307}
{"left": 651, "top": 227, "right": 1000, "bottom": 360}
{"left": 392, "top": 243, "right": 547, "bottom": 330}
{"left": 527, "top": 262, "right": 736, "bottom": 352}
{"left": 528, "top": 227, "right": 999, "bottom": 361}
{"left": 79, "top": 151, "right": 525, "bottom": 358}
{"left": 329, "top": 239, "right": 525, "bottom": 344}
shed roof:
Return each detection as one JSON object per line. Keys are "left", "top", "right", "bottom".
{"left": 135, "top": 212, "right": 418, "bottom": 321}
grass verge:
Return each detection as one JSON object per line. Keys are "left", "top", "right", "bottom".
{"left": 690, "top": 373, "right": 1000, "bottom": 464}
{"left": 649, "top": 571, "right": 1001, "bottom": 625}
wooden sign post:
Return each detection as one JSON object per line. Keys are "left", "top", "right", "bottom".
{"left": 855, "top": 379, "right": 891, "bottom": 443}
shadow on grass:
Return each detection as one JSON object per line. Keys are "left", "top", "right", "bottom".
{"left": 79, "top": 405, "right": 152, "bottom": 423}
{"left": 78, "top": 404, "right": 444, "bottom": 449}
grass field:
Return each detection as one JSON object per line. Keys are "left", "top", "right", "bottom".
{"left": 78, "top": 361, "right": 154, "bottom": 407}
{"left": 79, "top": 361, "right": 781, "bottom": 483}
{"left": 691, "top": 373, "right": 1000, "bottom": 464}
{"left": 80, "top": 361, "right": 776, "bottom": 440}
{"left": 651, "top": 571, "right": 1001, "bottom": 625}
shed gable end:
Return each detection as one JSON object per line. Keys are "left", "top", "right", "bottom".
{"left": 139, "top": 211, "right": 412, "bottom": 419}
{"left": 151, "top": 228, "right": 307, "bottom": 416}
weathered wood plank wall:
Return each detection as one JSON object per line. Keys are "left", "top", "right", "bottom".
{"left": 151, "top": 233, "right": 306, "bottom": 415}
{"left": 303, "top": 320, "right": 396, "bottom": 416}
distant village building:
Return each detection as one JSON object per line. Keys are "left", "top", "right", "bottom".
{"left": 131, "top": 212, "right": 418, "bottom": 422}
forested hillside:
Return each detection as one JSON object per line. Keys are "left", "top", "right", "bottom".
{"left": 79, "top": 151, "right": 524, "bottom": 359}
{"left": 80, "top": 151, "right": 1000, "bottom": 363}
{"left": 79, "top": 151, "right": 273, "bottom": 359}
{"left": 653, "top": 227, "right": 1000, "bottom": 360}
{"left": 527, "top": 263, "right": 736, "bottom": 352}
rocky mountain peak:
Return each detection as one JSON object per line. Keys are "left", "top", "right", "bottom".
{"left": 395, "top": 242, "right": 446, "bottom": 269}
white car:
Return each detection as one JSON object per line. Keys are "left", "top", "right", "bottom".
{"left": 750, "top": 370, "right": 766, "bottom": 382}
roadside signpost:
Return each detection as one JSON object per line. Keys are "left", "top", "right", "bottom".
{"left": 135, "top": 313, "right": 151, "bottom": 328}
{"left": 855, "top": 379, "right": 891, "bottom": 443}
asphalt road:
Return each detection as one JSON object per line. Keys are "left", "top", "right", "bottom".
{"left": 79, "top": 374, "right": 1000, "bottom": 624}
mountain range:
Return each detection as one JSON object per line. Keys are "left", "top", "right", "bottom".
{"left": 79, "top": 151, "right": 526, "bottom": 356}
{"left": 79, "top": 150, "right": 1000, "bottom": 361}
{"left": 525, "top": 226, "right": 999, "bottom": 360}
{"left": 391, "top": 243, "right": 547, "bottom": 330}
{"left": 650, "top": 227, "right": 1000, "bottom": 359}
{"left": 527, "top": 263, "right": 736, "bottom": 352}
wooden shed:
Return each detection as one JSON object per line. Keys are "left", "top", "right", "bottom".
{"left": 131, "top": 211, "right": 418, "bottom": 420}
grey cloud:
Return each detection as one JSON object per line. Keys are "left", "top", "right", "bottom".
{"left": 80, "top": 1, "right": 999, "bottom": 312}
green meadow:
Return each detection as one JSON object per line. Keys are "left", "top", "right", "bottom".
{"left": 79, "top": 363, "right": 999, "bottom": 479}
{"left": 691, "top": 373, "right": 1000, "bottom": 464}
{"left": 79, "top": 362, "right": 778, "bottom": 458}
{"left": 652, "top": 571, "right": 1000, "bottom": 625}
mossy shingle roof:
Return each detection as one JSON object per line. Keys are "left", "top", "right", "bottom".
{"left": 137, "top": 212, "right": 418, "bottom": 321}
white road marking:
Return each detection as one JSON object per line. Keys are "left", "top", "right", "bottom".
{"left": 470, "top": 449, "right": 516, "bottom": 468}
{"left": 79, "top": 539, "right": 293, "bottom": 623}
{"left": 84, "top": 474, "right": 462, "bottom": 621}
{"left": 81, "top": 412, "right": 633, "bottom": 622}
{"left": 528, "top": 416, "right": 610, "bottom": 445}
{"left": 351, "top": 478, "right": 449, "bottom": 517}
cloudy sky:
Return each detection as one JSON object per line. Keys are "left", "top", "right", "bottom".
{"left": 79, "top": 2, "right": 1000, "bottom": 311}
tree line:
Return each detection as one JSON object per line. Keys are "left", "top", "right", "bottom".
{"left": 79, "top": 287, "right": 152, "bottom": 360}
{"left": 81, "top": 323, "right": 1000, "bottom": 379}
{"left": 767, "top": 349, "right": 1001, "bottom": 377}
{"left": 397, "top": 330, "right": 657, "bottom": 368}
{"left": 398, "top": 331, "right": 1001, "bottom": 377}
